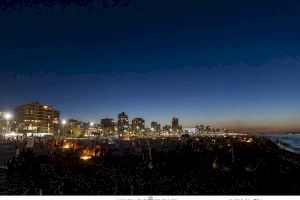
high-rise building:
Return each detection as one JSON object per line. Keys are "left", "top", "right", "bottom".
{"left": 14, "top": 102, "right": 60, "bottom": 134}
{"left": 172, "top": 117, "right": 179, "bottom": 128}
{"left": 132, "top": 118, "right": 145, "bottom": 135}
{"left": 117, "top": 112, "right": 129, "bottom": 135}
{"left": 171, "top": 117, "right": 182, "bottom": 133}
{"left": 151, "top": 121, "right": 156, "bottom": 130}
{"left": 157, "top": 123, "right": 161, "bottom": 132}
{"left": 101, "top": 118, "right": 116, "bottom": 136}
{"left": 151, "top": 121, "right": 161, "bottom": 132}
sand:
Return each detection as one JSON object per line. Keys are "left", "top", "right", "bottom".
{"left": 0, "top": 135, "right": 299, "bottom": 195}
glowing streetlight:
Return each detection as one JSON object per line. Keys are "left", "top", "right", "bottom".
{"left": 88, "top": 122, "right": 94, "bottom": 138}
{"left": 4, "top": 112, "right": 12, "bottom": 137}
{"left": 62, "top": 119, "right": 67, "bottom": 137}
{"left": 4, "top": 113, "right": 12, "bottom": 120}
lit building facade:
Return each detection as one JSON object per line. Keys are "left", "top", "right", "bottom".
{"left": 14, "top": 102, "right": 60, "bottom": 134}
{"left": 117, "top": 112, "right": 129, "bottom": 136}
{"left": 132, "top": 118, "right": 145, "bottom": 135}
{"left": 66, "top": 119, "right": 84, "bottom": 137}
{"left": 101, "top": 118, "right": 116, "bottom": 136}
{"left": 62, "top": 119, "right": 100, "bottom": 137}
{"left": 0, "top": 112, "right": 7, "bottom": 133}
{"left": 151, "top": 121, "right": 161, "bottom": 132}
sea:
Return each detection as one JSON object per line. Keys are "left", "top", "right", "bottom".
{"left": 264, "top": 133, "right": 300, "bottom": 154}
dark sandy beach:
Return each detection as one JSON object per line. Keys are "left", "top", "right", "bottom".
{"left": 0, "top": 135, "right": 299, "bottom": 195}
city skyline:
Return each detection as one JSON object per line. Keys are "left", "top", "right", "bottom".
{"left": 1, "top": 100, "right": 299, "bottom": 133}
{"left": 0, "top": 0, "right": 300, "bottom": 133}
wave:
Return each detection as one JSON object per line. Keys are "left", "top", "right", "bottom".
{"left": 265, "top": 134, "right": 300, "bottom": 154}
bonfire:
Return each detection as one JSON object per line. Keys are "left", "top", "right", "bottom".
{"left": 62, "top": 143, "right": 70, "bottom": 149}
{"left": 61, "top": 141, "right": 78, "bottom": 149}
{"left": 80, "top": 149, "right": 94, "bottom": 160}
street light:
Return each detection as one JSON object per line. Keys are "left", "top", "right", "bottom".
{"left": 89, "top": 122, "right": 94, "bottom": 138}
{"left": 4, "top": 113, "right": 12, "bottom": 121}
{"left": 62, "top": 119, "right": 66, "bottom": 137}
{"left": 4, "top": 112, "right": 12, "bottom": 138}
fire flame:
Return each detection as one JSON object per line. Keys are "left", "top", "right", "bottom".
{"left": 241, "top": 137, "right": 253, "bottom": 143}
{"left": 80, "top": 149, "right": 94, "bottom": 160}
{"left": 61, "top": 141, "right": 78, "bottom": 149}
{"left": 246, "top": 138, "right": 253, "bottom": 143}
{"left": 62, "top": 143, "right": 70, "bottom": 149}
{"left": 80, "top": 155, "right": 92, "bottom": 160}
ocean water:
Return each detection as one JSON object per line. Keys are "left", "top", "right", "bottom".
{"left": 265, "top": 134, "right": 300, "bottom": 154}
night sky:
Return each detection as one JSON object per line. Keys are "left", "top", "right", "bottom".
{"left": 0, "top": 0, "right": 300, "bottom": 132}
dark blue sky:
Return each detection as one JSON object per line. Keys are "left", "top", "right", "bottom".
{"left": 0, "top": 0, "right": 299, "bottom": 132}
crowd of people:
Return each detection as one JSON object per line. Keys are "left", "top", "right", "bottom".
{"left": 0, "top": 134, "right": 300, "bottom": 195}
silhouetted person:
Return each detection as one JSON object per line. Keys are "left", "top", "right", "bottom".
{"left": 6, "top": 157, "right": 16, "bottom": 179}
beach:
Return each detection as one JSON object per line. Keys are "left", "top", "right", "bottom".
{"left": 0, "top": 135, "right": 299, "bottom": 195}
